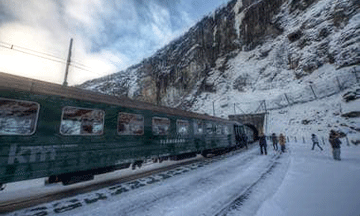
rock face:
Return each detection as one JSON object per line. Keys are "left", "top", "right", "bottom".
{"left": 80, "top": 0, "right": 360, "bottom": 110}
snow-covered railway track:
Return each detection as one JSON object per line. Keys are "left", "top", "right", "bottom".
{"left": 1, "top": 147, "right": 250, "bottom": 215}
{"left": 215, "top": 153, "right": 282, "bottom": 216}
{"left": 0, "top": 157, "right": 206, "bottom": 214}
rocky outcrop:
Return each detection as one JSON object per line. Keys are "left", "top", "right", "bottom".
{"left": 80, "top": 0, "right": 288, "bottom": 105}
{"left": 284, "top": 0, "right": 360, "bottom": 78}
{"left": 80, "top": 0, "right": 360, "bottom": 110}
{"left": 239, "top": 0, "right": 285, "bottom": 50}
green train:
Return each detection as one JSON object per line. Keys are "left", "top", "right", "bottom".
{"left": 0, "top": 72, "right": 252, "bottom": 188}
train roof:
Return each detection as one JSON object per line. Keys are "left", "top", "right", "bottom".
{"left": 0, "top": 72, "right": 231, "bottom": 123}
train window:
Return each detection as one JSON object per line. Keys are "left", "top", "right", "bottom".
{"left": 118, "top": 113, "right": 144, "bottom": 135}
{"left": 206, "top": 123, "right": 213, "bottom": 135}
{"left": 0, "top": 98, "right": 39, "bottom": 135}
{"left": 216, "top": 125, "right": 222, "bottom": 135}
{"left": 60, "top": 106, "right": 105, "bottom": 135}
{"left": 194, "top": 120, "right": 204, "bottom": 135}
{"left": 223, "top": 125, "right": 230, "bottom": 135}
{"left": 152, "top": 117, "right": 170, "bottom": 135}
{"left": 176, "top": 120, "right": 189, "bottom": 135}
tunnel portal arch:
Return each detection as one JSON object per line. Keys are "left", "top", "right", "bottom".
{"left": 229, "top": 113, "right": 266, "bottom": 141}
{"left": 244, "top": 123, "right": 259, "bottom": 140}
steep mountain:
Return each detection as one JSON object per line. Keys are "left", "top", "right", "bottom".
{"left": 80, "top": 0, "right": 360, "bottom": 142}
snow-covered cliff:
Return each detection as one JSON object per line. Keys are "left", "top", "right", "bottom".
{"left": 79, "top": 0, "right": 360, "bottom": 143}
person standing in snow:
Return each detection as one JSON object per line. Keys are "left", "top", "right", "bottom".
{"left": 235, "top": 133, "right": 241, "bottom": 148}
{"left": 271, "top": 133, "right": 278, "bottom": 151}
{"left": 329, "top": 130, "right": 341, "bottom": 160}
{"left": 241, "top": 133, "right": 248, "bottom": 149}
{"left": 259, "top": 133, "right": 267, "bottom": 155}
{"left": 311, "top": 134, "right": 323, "bottom": 151}
{"left": 279, "top": 133, "right": 286, "bottom": 153}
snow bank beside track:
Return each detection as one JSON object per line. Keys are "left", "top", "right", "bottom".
{"left": 255, "top": 142, "right": 360, "bottom": 216}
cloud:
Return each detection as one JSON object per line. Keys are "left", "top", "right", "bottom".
{"left": 0, "top": 0, "right": 224, "bottom": 85}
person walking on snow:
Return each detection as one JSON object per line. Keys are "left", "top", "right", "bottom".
{"left": 329, "top": 130, "right": 341, "bottom": 160}
{"left": 241, "top": 133, "right": 248, "bottom": 149}
{"left": 279, "top": 133, "right": 286, "bottom": 153}
{"left": 271, "top": 133, "right": 278, "bottom": 151}
{"left": 311, "top": 134, "right": 323, "bottom": 151}
{"left": 259, "top": 133, "right": 267, "bottom": 155}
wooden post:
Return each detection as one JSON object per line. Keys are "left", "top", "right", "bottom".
{"left": 310, "top": 85, "right": 317, "bottom": 99}
{"left": 353, "top": 68, "right": 359, "bottom": 83}
{"left": 336, "top": 76, "right": 342, "bottom": 91}
{"left": 284, "top": 93, "right": 291, "bottom": 106}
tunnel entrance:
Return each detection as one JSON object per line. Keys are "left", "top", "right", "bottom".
{"left": 229, "top": 113, "right": 266, "bottom": 141}
{"left": 244, "top": 124, "right": 259, "bottom": 140}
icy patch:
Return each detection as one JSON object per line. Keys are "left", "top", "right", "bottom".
{"left": 233, "top": 0, "right": 245, "bottom": 37}
{"left": 234, "top": 11, "right": 245, "bottom": 38}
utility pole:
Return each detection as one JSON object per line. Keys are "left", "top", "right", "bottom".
{"left": 213, "top": 101, "right": 215, "bottom": 116}
{"left": 63, "top": 38, "right": 73, "bottom": 87}
{"left": 263, "top": 100, "right": 268, "bottom": 135}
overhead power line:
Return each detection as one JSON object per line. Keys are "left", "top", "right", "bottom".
{"left": 0, "top": 40, "right": 108, "bottom": 77}
{"left": 69, "top": 63, "right": 103, "bottom": 76}
{"left": 0, "top": 43, "right": 65, "bottom": 64}
{"left": 0, "top": 41, "right": 65, "bottom": 61}
{"left": 71, "top": 60, "right": 93, "bottom": 69}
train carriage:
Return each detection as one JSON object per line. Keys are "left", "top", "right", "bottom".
{"left": 0, "top": 72, "right": 245, "bottom": 187}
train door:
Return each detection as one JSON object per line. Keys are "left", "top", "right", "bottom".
{"left": 233, "top": 124, "right": 241, "bottom": 148}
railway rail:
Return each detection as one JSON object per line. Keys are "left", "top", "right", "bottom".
{"left": 215, "top": 153, "right": 281, "bottom": 215}
{"left": 0, "top": 157, "right": 202, "bottom": 213}
{"left": 0, "top": 147, "right": 249, "bottom": 214}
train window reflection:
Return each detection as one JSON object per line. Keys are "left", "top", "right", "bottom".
{"left": 152, "top": 117, "right": 170, "bottom": 135}
{"left": 60, "top": 106, "right": 104, "bottom": 135}
{"left": 176, "top": 120, "right": 189, "bottom": 135}
{"left": 216, "top": 125, "right": 222, "bottom": 135}
{"left": 0, "top": 98, "right": 39, "bottom": 135}
{"left": 206, "top": 123, "right": 213, "bottom": 135}
{"left": 118, "top": 113, "right": 144, "bottom": 135}
{"left": 223, "top": 125, "right": 230, "bottom": 135}
{"left": 194, "top": 120, "right": 204, "bottom": 135}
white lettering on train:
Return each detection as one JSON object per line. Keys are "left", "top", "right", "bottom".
{"left": 7, "top": 144, "right": 77, "bottom": 165}
{"left": 159, "top": 139, "right": 186, "bottom": 145}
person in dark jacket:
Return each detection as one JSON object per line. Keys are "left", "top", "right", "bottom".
{"left": 271, "top": 133, "right": 278, "bottom": 151}
{"left": 279, "top": 133, "right": 286, "bottom": 153}
{"left": 241, "top": 133, "right": 248, "bottom": 149}
{"left": 235, "top": 133, "right": 241, "bottom": 148}
{"left": 329, "top": 130, "right": 341, "bottom": 160}
{"left": 259, "top": 133, "right": 267, "bottom": 155}
{"left": 311, "top": 134, "right": 323, "bottom": 151}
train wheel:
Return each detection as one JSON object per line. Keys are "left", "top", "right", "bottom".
{"left": 0, "top": 183, "right": 5, "bottom": 191}
{"left": 201, "top": 150, "right": 208, "bottom": 158}
{"left": 61, "top": 174, "right": 94, "bottom": 185}
{"left": 46, "top": 175, "right": 60, "bottom": 184}
{"left": 131, "top": 160, "right": 143, "bottom": 170}
{"left": 159, "top": 156, "right": 167, "bottom": 163}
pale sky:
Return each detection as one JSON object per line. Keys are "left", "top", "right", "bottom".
{"left": 0, "top": 0, "right": 228, "bottom": 85}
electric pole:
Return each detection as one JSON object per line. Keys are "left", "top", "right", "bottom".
{"left": 63, "top": 38, "right": 73, "bottom": 86}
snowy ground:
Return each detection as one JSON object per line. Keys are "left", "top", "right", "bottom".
{"left": 256, "top": 141, "right": 360, "bottom": 216}
{"left": 6, "top": 139, "right": 360, "bottom": 216}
